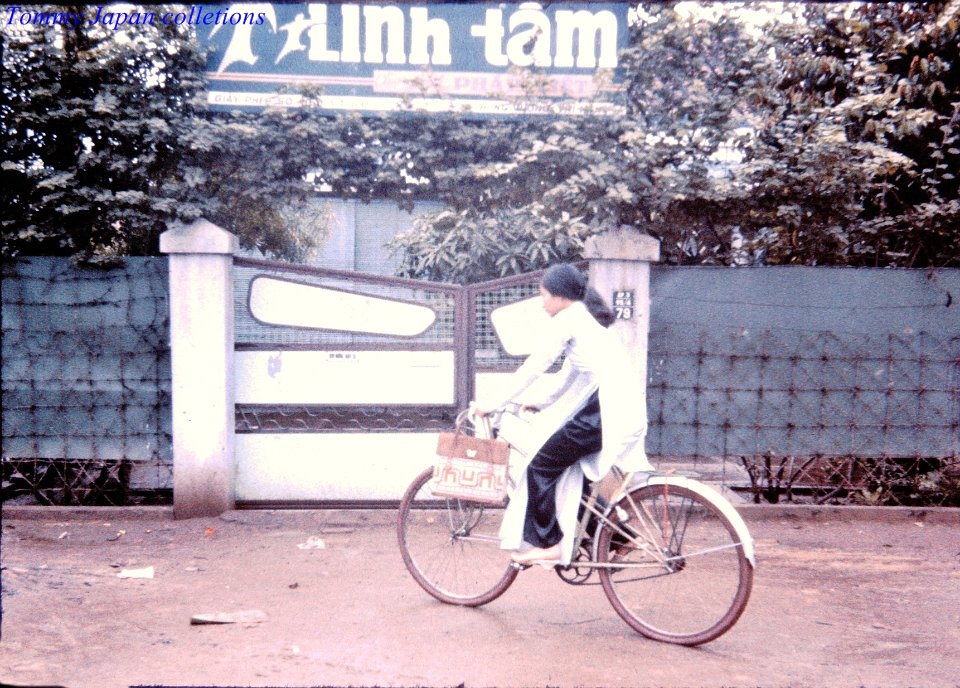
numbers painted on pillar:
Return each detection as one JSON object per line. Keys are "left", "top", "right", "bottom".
{"left": 613, "top": 290, "right": 634, "bottom": 320}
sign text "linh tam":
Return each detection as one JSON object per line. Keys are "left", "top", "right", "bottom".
{"left": 213, "top": 3, "right": 620, "bottom": 73}
{"left": 202, "top": 3, "right": 627, "bottom": 115}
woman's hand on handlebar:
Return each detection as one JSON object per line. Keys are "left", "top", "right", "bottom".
{"left": 470, "top": 402, "right": 496, "bottom": 418}
{"left": 471, "top": 401, "right": 538, "bottom": 418}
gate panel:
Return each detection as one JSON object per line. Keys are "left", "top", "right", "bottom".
{"left": 235, "top": 433, "right": 438, "bottom": 503}
{"left": 231, "top": 259, "right": 558, "bottom": 505}
{"left": 233, "top": 257, "right": 461, "bottom": 504}
{"left": 236, "top": 350, "right": 454, "bottom": 404}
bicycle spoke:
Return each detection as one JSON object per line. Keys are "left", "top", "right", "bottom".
{"left": 597, "top": 481, "right": 753, "bottom": 645}
{"left": 397, "top": 468, "right": 517, "bottom": 607}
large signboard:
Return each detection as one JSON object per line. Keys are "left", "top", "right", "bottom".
{"left": 200, "top": 2, "right": 627, "bottom": 116}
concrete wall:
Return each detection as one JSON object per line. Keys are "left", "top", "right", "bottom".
{"left": 1, "top": 257, "right": 171, "bottom": 491}
{"left": 647, "top": 266, "right": 960, "bottom": 459}
{"left": 4, "top": 253, "right": 957, "bottom": 508}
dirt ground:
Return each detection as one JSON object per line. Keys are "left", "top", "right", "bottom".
{"left": 1, "top": 504, "right": 958, "bottom": 688}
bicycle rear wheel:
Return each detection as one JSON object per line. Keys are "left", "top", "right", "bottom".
{"left": 397, "top": 467, "right": 518, "bottom": 607}
{"left": 597, "top": 481, "right": 753, "bottom": 645}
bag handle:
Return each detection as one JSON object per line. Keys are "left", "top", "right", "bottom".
{"left": 455, "top": 407, "right": 494, "bottom": 440}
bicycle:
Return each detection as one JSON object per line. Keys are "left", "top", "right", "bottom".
{"left": 397, "top": 407, "right": 756, "bottom": 646}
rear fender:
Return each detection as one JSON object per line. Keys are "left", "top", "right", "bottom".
{"left": 644, "top": 475, "right": 757, "bottom": 567}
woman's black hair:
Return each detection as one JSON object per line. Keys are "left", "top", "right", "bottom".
{"left": 584, "top": 287, "right": 614, "bottom": 327}
{"left": 541, "top": 264, "right": 587, "bottom": 301}
{"left": 542, "top": 264, "right": 613, "bottom": 327}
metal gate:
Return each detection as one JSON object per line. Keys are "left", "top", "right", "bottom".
{"left": 232, "top": 257, "right": 548, "bottom": 505}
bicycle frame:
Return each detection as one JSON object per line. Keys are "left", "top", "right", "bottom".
{"left": 491, "top": 407, "right": 756, "bottom": 572}
{"left": 565, "top": 470, "right": 756, "bottom": 570}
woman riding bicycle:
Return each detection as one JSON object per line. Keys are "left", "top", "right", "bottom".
{"left": 474, "top": 264, "right": 654, "bottom": 567}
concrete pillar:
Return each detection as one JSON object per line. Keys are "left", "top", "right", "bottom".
{"left": 160, "top": 219, "right": 238, "bottom": 518}
{"left": 583, "top": 226, "right": 661, "bottom": 388}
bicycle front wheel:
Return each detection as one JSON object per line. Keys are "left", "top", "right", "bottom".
{"left": 397, "top": 467, "right": 518, "bottom": 607}
{"left": 597, "top": 481, "right": 753, "bottom": 645}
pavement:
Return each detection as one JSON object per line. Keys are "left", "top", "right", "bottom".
{"left": 1, "top": 503, "right": 958, "bottom": 688}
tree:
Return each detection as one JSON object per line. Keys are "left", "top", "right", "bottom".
{"left": 1, "top": 7, "right": 343, "bottom": 261}
{"left": 1, "top": 5, "right": 207, "bottom": 260}
{"left": 721, "top": 1, "right": 960, "bottom": 267}
{"left": 390, "top": 1, "right": 960, "bottom": 279}
{"left": 391, "top": 3, "right": 771, "bottom": 280}
{"left": 388, "top": 115, "right": 622, "bottom": 283}
{"left": 4, "top": 3, "right": 957, "bottom": 272}
{"left": 613, "top": 2, "right": 772, "bottom": 264}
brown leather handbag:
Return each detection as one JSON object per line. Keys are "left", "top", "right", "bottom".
{"left": 431, "top": 421, "right": 510, "bottom": 505}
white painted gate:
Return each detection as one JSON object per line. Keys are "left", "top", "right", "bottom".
{"left": 232, "top": 257, "right": 549, "bottom": 505}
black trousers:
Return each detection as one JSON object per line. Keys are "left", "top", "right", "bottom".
{"left": 522, "top": 391, "right": 602, "bottom": 548}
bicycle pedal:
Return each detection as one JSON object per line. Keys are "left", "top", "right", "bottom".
{"left": 510, "top": 561, "right": 532, "bottom": 571}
